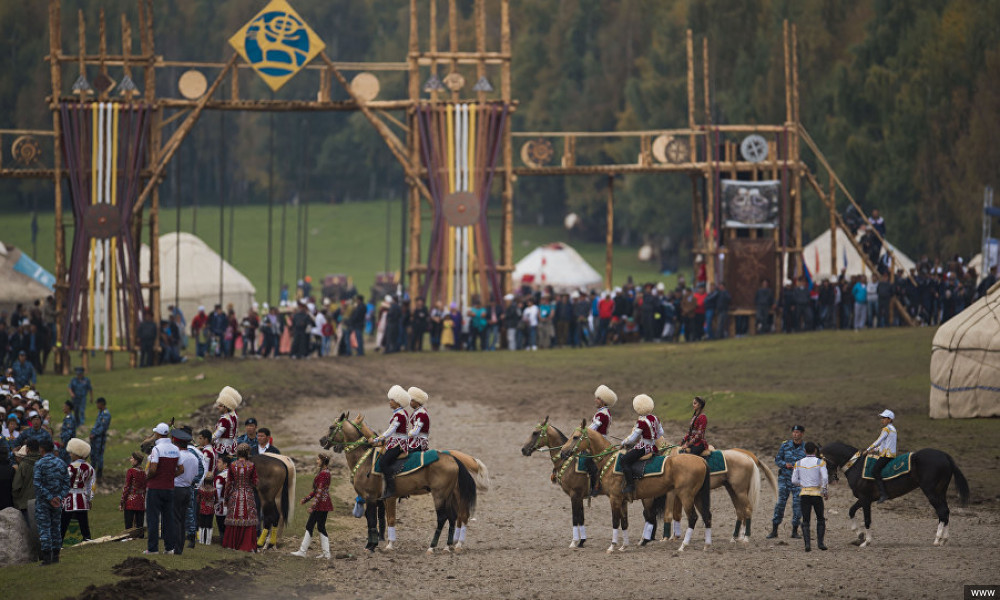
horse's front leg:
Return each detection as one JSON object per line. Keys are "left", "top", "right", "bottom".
{"left": 384, "top": 499, "right": 397, "bottom": 550}
{"left": 618, "top": 500, "right": 630, "bottom": 552}
{"left": 570, "top": 496, "right": 584, "bottom": 549}
{"left": 859, "top": 502, "right": 873, "bottom": 548}
{"left": 364, "top": 502, "right": 379, "bottom": 553}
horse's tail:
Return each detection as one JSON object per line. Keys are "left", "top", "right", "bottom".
{"left": 949, "top": 454, "right": 970, "bottom": 506}
{"left": 651, "top": 494, "right": 667, "bottom": 521}
{"left": 452, "top": 455, "right": 478, "bottom": 518}
{"left": 471, "top": 458, "right": 492, "bottom": 492}
{"left": 736, "top": 448, "right": 779, "bottom": 500}
{"left": 748, "top": 460, "right": 761, "bottom": 514}
{"left": 698, "top": 465, "right": 712, "bottom": 524}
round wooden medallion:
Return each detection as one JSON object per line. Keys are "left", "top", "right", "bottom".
{"left": 83, "top": 204, "right": 121, "bottom": 239}
{"left": 442, "top": 191, "right": 480, "bottom": 227}
{"left": 443, "top": 72, "right": 466, "bottom": 91}
{"left": 178, "top": 70, "right": 208, "bottom": 100}
{"left": 350, "top": 72, "right": 380, "bottom": 102}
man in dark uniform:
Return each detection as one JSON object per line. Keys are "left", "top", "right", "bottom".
{"left": 34, "top": 439, "right": 69, "bottom": 565}
{"left": 67, "top": 367, "right": 93, "bottom": 425}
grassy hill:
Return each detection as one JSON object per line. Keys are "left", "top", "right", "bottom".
{"left": 1, "top": 202, "right": 673, "bottom": 302}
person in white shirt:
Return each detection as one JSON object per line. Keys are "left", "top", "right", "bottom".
{"left": 171, "top": 429, "right": 200, "bottom": 555}
{"left": 791, "top": 441, "right": 828, "bottom": 552}
{"left": 521, "top": 299, "right": 539, "bottom": 351}
{"left": 865, "top": 409, "right": 898, "bottom": 503}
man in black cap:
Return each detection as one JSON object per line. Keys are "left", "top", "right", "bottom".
{"left": 236, "top": 418, "right": 259, "bottom": 455}
{"left": 767, "top": 425, "right": 807, "bottom": 539}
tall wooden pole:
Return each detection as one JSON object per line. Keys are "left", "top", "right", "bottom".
{"left": 475, "top": 0, "right": 486, "bottom": 103}
{"left": 792, "top": 23, "right": 802, "bottom": 276}
{"left": 407, "top": 0, "right": 421, "bottom": 298}
{"left": 448, "top": 0, "right": 458, "bottom": 102}
{"left": 829, "top": 176, "right": 837, "bottom": 276}
{"left": 605, "top": 175, "right": 614, "bottom": 290}
{"left": 500, "top": 0, "right": 513, "bottom": 292}
{"left": 49, "top": 0, "right": 69, "bottom": 374}
{"left": 145, "top": 0, "right": 161, "bottom": 327}
{"left": 686, "top": 29, "right": 696, "bottom": 165}
{"left": 702, "top": 36, "right": 715, "bottom": 285}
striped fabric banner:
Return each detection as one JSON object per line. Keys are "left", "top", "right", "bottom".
{"left": 60, "top": 102, "right": 149, "bottom": 351}
{"left": 417, "top": 102, "right": 508, "bottom": 312}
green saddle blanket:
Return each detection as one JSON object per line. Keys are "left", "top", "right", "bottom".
{"left": 705, "top": 450, "right": 727, "bottom": 475}
{"left": 613, "top": 453, "right": 667, "bottom": 478}
{"left": 862, "top": 453, "right": 911, "bottom": 481}
{"left": 576, "top": 455, "right": 590, "bottom": 474}
{"left": 374, "top": 449, "right": 439, "bottom": 476}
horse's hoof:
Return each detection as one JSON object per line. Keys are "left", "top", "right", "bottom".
{"left": 933, "top": 539, "right": 940, "bottom": 546}
{"left": 577, "top": 539, "right": 586, "bottom": 548}
{"left": 850, "top": 538, "right": 863, "bottom": 547}
{"left": 384, "top": 541, "right": 394, "bottom": 551}
{"left": 940, "top": 538, "right": 949, "bottom": 546}
{"left": 452, "top": 545, "right": 462, "bottom": 554}
{"left": 677, "top": 543, "right": 687, "bottom": 553}
{"left": 606, "top": 544, "right": 615, "bottom": 554}
{"left": 703, "top": 544, "right": 714, "bottom": 553}
{"left": 617, "top": 545, "right": 627, "bottom": 552}
{"left": 740, "top": 536, "right": 750, "bottom": 545}
{"left": 455, "top": 541, "right": 464, "bottom": 550}
{"left": 426, "top": 548, "right": 435, "bottom": 555}
{"left": 730, "top": 537, "right": 738, "bottom": 543}
{"left": 569, "top": 540, "right": 579, "bottom": 549}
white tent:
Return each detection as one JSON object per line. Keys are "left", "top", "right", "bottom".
{"left": 803, "top": 227, "right": 916, "bottom": 278}
{"left": 512, "top": 242, "right": 603, "bottom": 292}
{"left": 929, "top": 280, "right": 1000, "bottom": 418}
{"left": 140, "top": 233, "right": 256, "bottom": 319}
{"left": 0, "top": 242, "right": 54, "bottom": 313}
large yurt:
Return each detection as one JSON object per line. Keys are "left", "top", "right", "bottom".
{"left": 0, "top": 242, "right": 55, "bottom": 313}
{"left": 140, "top": 232, "right": 256, "bottom": 319}
{"left": 803, "top": 227, "right": 916, "bottom": 278}
{"left": 512, "top": 242, "right": 603, "bottom": 292}
{"left": 929, "top": 280, "right": 1000, "bottom": 418}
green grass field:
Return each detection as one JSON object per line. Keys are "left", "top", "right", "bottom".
{"left": 2, "top": 326, "right": 996, "bottom": 597}
{"left": 0, "top": 203, "right": 673, "bottom": 302}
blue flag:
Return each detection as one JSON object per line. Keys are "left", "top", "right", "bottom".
{"left": 30, "top": 211, "right": 38, "bottom": 245}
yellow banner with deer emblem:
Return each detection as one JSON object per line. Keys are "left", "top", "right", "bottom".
{"left": 228, "top": 0, "right": 325, "bottom": 92}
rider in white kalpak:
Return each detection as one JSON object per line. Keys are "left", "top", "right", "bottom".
{"left": 212, "top": 386, "right": 242, "bottom": 456}
{"left": 374, "top": 385, "right": 411, "bottom": 501}
{"left": 620, "top": 394, "right": 663, "bottom": 495}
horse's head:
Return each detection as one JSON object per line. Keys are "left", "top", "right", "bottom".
{"left": 320, "top": 412, "right": 350, "bottom": 451}
{"left": 818, "top": 442, "right": 858, "bottom": 483}
{"left": 139, "top": 417, "right": 174, "bottom": 454}
{"left": 521, "top": 416, "right": 549, "bottom": 456}
{"left": 559, "top": 420, "right": 590, "bottom": 460}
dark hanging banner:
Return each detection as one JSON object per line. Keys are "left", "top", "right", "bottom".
{"left": 720, "top": 179, "right": 781, "bottom": 229}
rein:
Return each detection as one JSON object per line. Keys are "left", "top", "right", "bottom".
{"left": 532, "top": 424, "right": 565, "bottom": 464}
{"left": 561, "top": 427, "right": 621, "bottom": 484}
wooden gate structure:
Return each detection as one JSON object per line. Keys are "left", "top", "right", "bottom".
{"left": 0, "top": 0, "right": 912, "bottom": 372}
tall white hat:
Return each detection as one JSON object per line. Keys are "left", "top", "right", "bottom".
{"left": 407, "top": 386, "right": 428, "bottom": 406}
{"left": 632, "top": 394, "right": 654, "bottom": 416}
{"left": 594, "top": 385, "right": 617, "bottom": 407}
{"left": 67, "top": 438, "right": 91, "bottom": 459}
{"left": 388, "top": 385, "right": 410, "bottom": 405}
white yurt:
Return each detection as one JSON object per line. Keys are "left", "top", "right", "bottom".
{"left": 0, "top": 242, "right": 55, "bottom": 313}
{"left": 803, "top": 227, "right": 916, "bottom": 278}
{"left": 929, "top": 280, "right": 1000, "bottom": 418}
{"left": 140, "top": 232, "right": 256, "bottom": 319}
{"left": 512, "top": 242, "right": 603, "bottom": 292}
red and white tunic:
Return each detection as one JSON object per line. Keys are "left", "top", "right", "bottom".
{"left": 200, "top": 444, "right": 218, "bottom": 478}
{"left": 589, "top": 407, "right": 612, "bottom": 437}
{"left": 407, "top": 406, "right": 430, "bottom": 451}
{"left": 213, "top": 411, "right": 239, "bottom": 455}
{"left": 214, "top": 470, "right": 229, "bottom": 517}
{"left": 625, "top": 415, "right": 663, "bottom": 454}
{"left": 380, "top": 408, "right": 409, "bottom": 451}
{"left": 63, "top": 460, "right": 95, "bottom": 512}
{"left": 198, "top": 484, "right": 216, "bottom": 516}
{"left": 303, "top": 468, "right": 333, "bottom": 512}
{"left": 224, "top": 459, "right": 258, "bottom": 527}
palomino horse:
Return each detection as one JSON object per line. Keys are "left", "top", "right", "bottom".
{"left": 561, "top": 425, "right": 712, "bottom": 553}
{"left": 353, "top": 418, "right": 491, "bottom": 551}
{"left": 320, "top": 413, "right": 477, "bottom": 553}
{"left": 140, "top": 431, "right": 296, "bottom": 547}
{"left": 657, "top": 444, "right": 778, "bottom": 543}
{"left": 821, "top": 441, "right": 970, "bottom": 547}
{"left": 521, "top": 417, "right": 664, "bottom": 549}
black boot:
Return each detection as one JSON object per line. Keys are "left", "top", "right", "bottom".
{"left": 791, "top": 524, "right": 801, "bottom": 539}
{"left": 803, "top": 527, "right": 811, "bottom": 552}
{"left": 816, "top": 522, "right": 827, "bottom": 550}
{"left": 187, "top": 534, "right": 196, "bottom": 549}
{"left": 379, "top": 473, "right": 396, "bottom": 501}
{"left": 39, "top": 550, "right": 52, "bottom": 566}
{"left": 52, "top": 549, "right": 60, "bottom": 563}
{"left": 876, "top": 479, "right": 889, "bottom": 503}
{"left": 765, "top": 523, "right": 779, "bottom": 539}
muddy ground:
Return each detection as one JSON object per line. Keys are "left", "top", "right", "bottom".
{"left": 77, "top": 350, "right": 1000, "bottom": 600}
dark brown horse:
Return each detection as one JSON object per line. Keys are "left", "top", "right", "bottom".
{"left": 821, "top": 442, "right": 969, "bottom": 547}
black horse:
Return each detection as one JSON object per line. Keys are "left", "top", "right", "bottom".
{"left": 820, "top": 442, "right": 969, "bottom": 547}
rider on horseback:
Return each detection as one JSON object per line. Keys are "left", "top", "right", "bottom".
{"left": 865, "top": 409, "right": 898, "bottom": 503}
{"left": 680, "top": 396, "right": 708, "bottom": 455}
{"left": 407, "top": 387, "right": 430, "bottom": 452}
{"left": 374, "top": 385, "right": 411, "bottom": 500}
{"left": 586, "top": 385, "right": 617, "bottom": 496}
{"left": 620, "top": 394, "right": 662, "bottom": 495}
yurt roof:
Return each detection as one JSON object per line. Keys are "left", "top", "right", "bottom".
{"left": 929, "top": 280, "right": 1000, "bottom": 418}
{"left": 512, "top": 242, "right": 603, "bottom": 292}
{"left": 802, "top": 227, "right": 916, "bottom": 278}
{"left": 0, "top": 243, "right": 54, "bottom": 311}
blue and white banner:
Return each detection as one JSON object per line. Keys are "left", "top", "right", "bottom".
{"left": 13, "top": 251, "right": 55, "bottom": 291}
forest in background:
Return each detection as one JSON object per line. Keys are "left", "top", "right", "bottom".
{"left": 1, "top": 0, "right": 998, "bottom": 261}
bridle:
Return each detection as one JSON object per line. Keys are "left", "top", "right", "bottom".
{"left": 326, "top": 418, "right": 371, "bottom": 453}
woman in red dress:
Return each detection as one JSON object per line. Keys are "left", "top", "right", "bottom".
{"left": 680, "top": 396, "right": 709, "bottom": 455}
{"left": 222, "top": 443, "right": 258, "bottom": 552}
{"left": 120, "top": 451, "right": 147, "bottom": 534}
{"left": 291, "top": 453, "right": 333, "bottom": 559}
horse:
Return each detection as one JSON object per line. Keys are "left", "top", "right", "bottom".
{"left": 657, "top": 444, "right": 778, "bottom": 543}
{"left": 820, "top": 441, "right": 970, "bottom": 547}
{"left": 320, "top": 412, "right": 477, "bottom": 554}
{"left": 522, "top": 417, "right": 665, "bottom": 549}
{"left": 139, "top": 431, "right": 296, "bottom": 548}
{"left": 351, "top": 417, "right": 491, "bottom": 551}
{"left": 560, "top": 424, "right": 712, "bottom": 553}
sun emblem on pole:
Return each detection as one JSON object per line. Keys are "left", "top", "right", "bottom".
{"left": 228, "top": 0, "right": 326, "bottom": 92}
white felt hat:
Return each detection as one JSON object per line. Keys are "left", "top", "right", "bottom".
{"left": 407, "top": 386, "right": 428, "bottom": 405}
{"left": 216, "top": 386, "right": 242, "bottom": 411}
{"left": 388, "top": 385, "right": 410, "bottom": 405}
{"left": 67, "top": 438, "right": 91, "bottom": 459}
{"left": 632, "top": 394, "right": 654, "bottom": 416}
{"left": 594, "top": 385, "right": 617, "bottom": 407}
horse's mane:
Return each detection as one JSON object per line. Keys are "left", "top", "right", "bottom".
{"left": 549, "top": 425, "right": 567, "bottom": 443}
{"left": 821, "top": 441, "right": 859, "bottom": 464}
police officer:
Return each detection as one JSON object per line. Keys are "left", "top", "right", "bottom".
{"left": 34, "top": 439, "right": 69, "bottom": 565}
{"left": 236, "top": 417, "right": 259, "bottom": 455}
{"left": 767, "top": 424, "right": 806, "bottom": 539}
{"left": 58, "top": 401, "right": 77, "bottom": 464}
{"left": 67, "top": 367, "right": 93, "bottom": 426}
{"left": 89, "top": 398, "right": 111, "bottom": 482}
{"left": 14, "top": 411, "right": 52, "bottom": 450}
